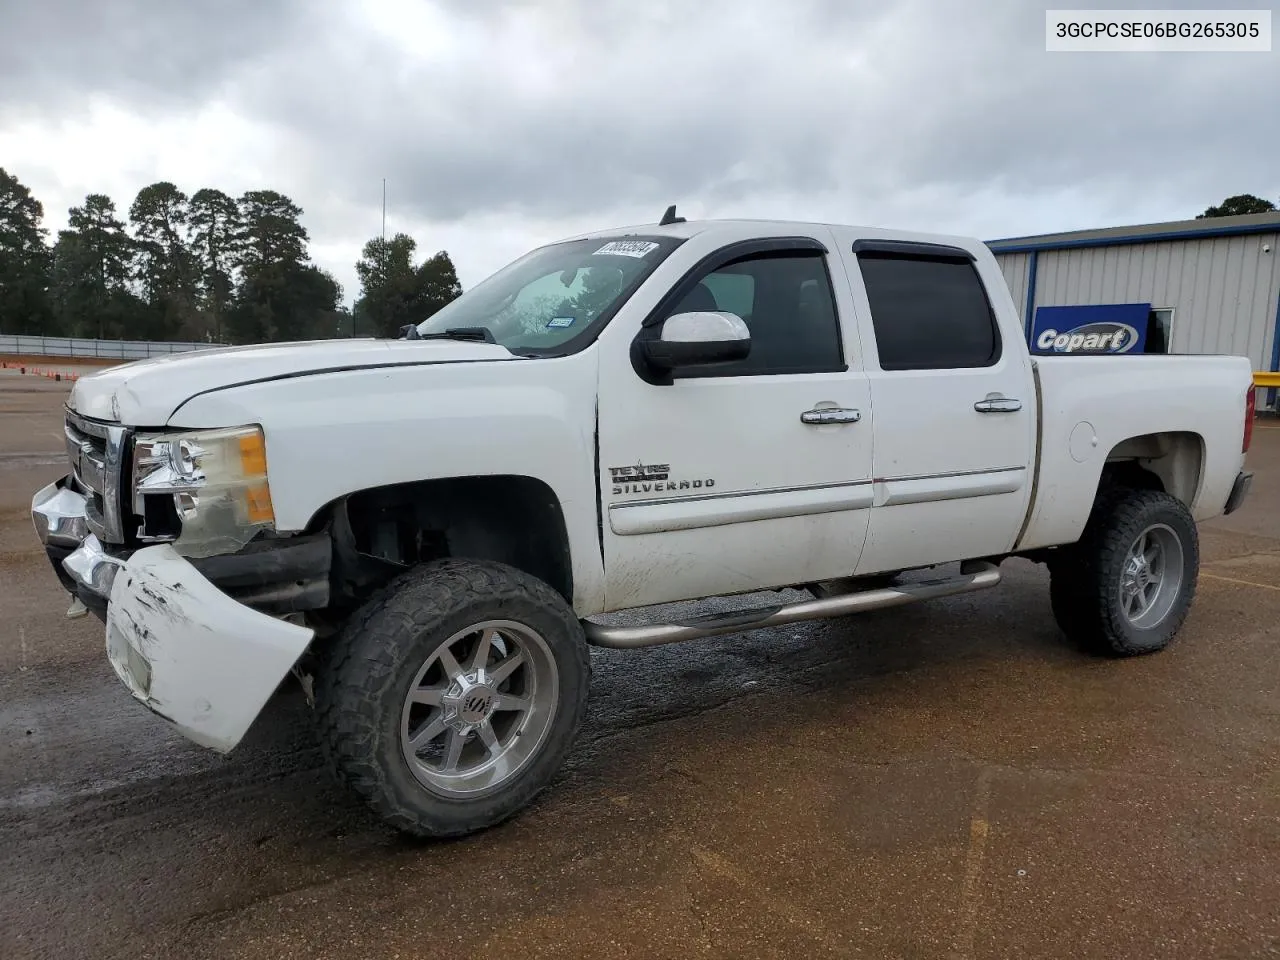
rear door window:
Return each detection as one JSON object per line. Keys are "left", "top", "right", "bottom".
{"left": 856, "top": 253, "right": 1001, "bottom": 370}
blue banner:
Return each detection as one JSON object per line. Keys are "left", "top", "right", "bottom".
{"left": 1031, "top": 303, "right": 1151, "bottom": 355}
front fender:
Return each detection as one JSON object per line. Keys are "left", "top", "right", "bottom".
{"left": 167, "top": 354, "right": 606, "bottom": 614}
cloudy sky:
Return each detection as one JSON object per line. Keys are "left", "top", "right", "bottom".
{"left": 2, "top": 0, "right": 1277, "bottom": 304}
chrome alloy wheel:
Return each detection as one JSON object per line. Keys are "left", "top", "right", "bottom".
{"left": 1119, "top": 523, "right": 1185, "bottom": 630}
{"left": 399, "top": 620, "right": 559, "bottom": 798}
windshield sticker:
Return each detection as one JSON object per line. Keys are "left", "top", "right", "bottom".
{"left": 547, "top": 316, "right": 576, "bottom": 329}
{"left": 593, "top": 239, "right": 659, "bottom": 259}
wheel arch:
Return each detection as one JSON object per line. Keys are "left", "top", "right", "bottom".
{"left": 1102, "top": 430, "right": 1205, "bottom": 508}
{"left": 310, "top": 474, "right": 574, "bottom": 608}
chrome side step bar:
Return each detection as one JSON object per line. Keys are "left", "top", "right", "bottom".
{"left": 583, "top": 561, "right": 1002, "bottom": 649}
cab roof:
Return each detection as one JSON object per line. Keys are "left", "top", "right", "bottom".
{"left": 557, "top": 217, "right": 984, "bottom": 254}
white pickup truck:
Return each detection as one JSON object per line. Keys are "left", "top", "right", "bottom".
{"left": 33, "top": 213, "right": 1255, "bottom": 837}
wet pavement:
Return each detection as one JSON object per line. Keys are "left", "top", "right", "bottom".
{"left": 1, "top": 371, "right": 1278, "bottom": 959}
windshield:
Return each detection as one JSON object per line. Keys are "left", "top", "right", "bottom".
{"left": 415, "top": 236, "right": 681, "bottom": 354}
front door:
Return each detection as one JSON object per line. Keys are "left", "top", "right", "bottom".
{"left": 596, "top": 235, "right": 875, "bottom": 611}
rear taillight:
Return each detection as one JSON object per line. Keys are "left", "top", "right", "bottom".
{"left": 1244, "top": 388, "right": 1256, "bottom": 453}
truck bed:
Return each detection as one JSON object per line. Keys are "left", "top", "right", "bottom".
{"left": 1018, "top": 353, "right": 1254, "bottom": 550}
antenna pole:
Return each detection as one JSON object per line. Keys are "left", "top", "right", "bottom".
{"left": 381, "top": 178, "right": 387, "bottom": 239}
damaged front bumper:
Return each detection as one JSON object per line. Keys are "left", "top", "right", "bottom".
{"left": 33, "top": 477, "right": 318, "bottom": 753}
{"left": 31, "top": 476, "right": 102, "bottom": 608}
{"left": 105, "top": 545, "right": 314, "bottom": 752}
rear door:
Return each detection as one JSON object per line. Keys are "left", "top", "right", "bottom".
{"left": 837, "top": 237, "right": 1037, "bottom": 575}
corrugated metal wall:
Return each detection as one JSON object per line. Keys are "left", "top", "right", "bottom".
{"left": 997, "top": 252, "right": 1031, "bottom": 323}
{"left": 995, "top": 233, "right": 1280, "bottom": 369}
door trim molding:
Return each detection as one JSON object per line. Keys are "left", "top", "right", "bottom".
{"left": 872, "top": 464, "right": 1027, "bottom": 483}
{"left": 608, "top": 466, "right": 1029, "bottom": 536}
{"left": 876, "top": 466, "right": 1027, "bottom": 507}
{"left": 609, "top": 480, "right": 874, "bottom": 536}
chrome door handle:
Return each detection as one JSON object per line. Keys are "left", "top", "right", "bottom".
{"left": 974, "top": 397, "right": 1022, "bottom": 413}
{"left": 801, "top": 407, "right": 862, "bottom": 425}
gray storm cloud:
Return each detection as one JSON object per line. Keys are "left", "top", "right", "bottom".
{"left": 0, "top": 0, "right": 314, "bottom": 115}
{"left": 227, "top": 0, "right": 1279, "bottom": 224}
{"left": 2, "top": 0, "right": 1277, "bottom": 293}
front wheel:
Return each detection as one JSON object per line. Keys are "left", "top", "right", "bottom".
{"left": 1049, "top": 489, "right": 1199, "bottom": 657}
{"left": 316, "top": 559, "right": 590, "bottom": 837}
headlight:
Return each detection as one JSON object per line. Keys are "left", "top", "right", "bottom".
{"left": 133, "top": 425, "right": 275, "bottom": 558}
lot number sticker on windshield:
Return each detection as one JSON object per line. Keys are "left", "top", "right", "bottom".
{"left": 594, "top": 240, "right": 659, "bottom": 258}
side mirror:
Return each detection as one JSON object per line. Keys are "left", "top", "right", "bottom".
{"left": 640, "top": 311, "right": 751, "bottom": 371}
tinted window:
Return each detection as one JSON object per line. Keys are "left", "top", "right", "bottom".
{"left": 701, "top": 272, "right": 754, "bottom": 318}
{"left": 857, "top": 254, "right": 1000, "bottom": 370}
{"left": 667, "top": 252, "right": 843, "bottom": 375}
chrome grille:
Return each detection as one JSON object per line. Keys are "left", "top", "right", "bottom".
{"left": 64, "top": 410, "right": 129, "bottom": 544}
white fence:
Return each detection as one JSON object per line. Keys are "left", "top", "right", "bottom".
{"left": 0, "top": 334, "right": 226, "bottom": 361}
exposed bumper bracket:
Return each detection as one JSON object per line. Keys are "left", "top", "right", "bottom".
{"left": 34, "top": 475, "right": 332, "bottom": 617}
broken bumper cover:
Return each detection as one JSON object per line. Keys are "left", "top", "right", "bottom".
{"left": 34, "top": 477, "right": 315, "bottom": 753}
{"left": 105, "top": 545, "right": 314, "bottom": 752}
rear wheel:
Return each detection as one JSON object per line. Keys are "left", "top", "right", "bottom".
{"left": 1048, "top": 489, "right": 1198, "bottom": 656}
{"left": 316, "top": 559, "right": 590, "bottom": 837}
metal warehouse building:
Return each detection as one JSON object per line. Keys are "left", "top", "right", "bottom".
{"left": 988, "top": 210, "right": 1280, "bottom": 407}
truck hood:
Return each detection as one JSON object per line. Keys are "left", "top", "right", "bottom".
{"left": 67, "top": 338, "right": 516, "bottom": 425}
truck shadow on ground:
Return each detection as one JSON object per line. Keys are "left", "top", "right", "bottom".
{"left": 221, "top": 562, "right": 1072, "bottom": 840}
{"left": 5, "top": 562, "right": 1073, "bottom": 853}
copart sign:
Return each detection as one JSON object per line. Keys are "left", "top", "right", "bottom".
{"left": 1030, "top": 303, "right": 1150, "bottom": 355}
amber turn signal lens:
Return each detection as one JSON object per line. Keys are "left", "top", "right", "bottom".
{"left": 244, "top": 482, "right": 275, "bottom": 524}
{"left": 238, "top": 433, "right": 268, "bottom": 477}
